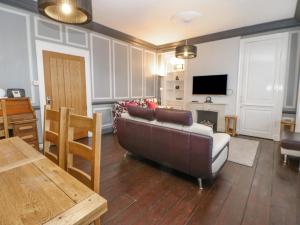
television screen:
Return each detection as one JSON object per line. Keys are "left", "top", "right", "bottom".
{"left": 192, "top": 75, "right": 228, "bottom": 95}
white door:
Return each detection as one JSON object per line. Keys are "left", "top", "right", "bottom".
{"left": 238, "top": 33, "right": 289, "bottom": 140}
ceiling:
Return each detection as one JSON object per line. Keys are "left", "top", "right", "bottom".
{"left": 92, "top": 0, "right": 297, "bottom": 45}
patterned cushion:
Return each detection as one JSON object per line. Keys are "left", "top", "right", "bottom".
{"left": 112, "top": 98, "right": 157, "bottom": 133}
{"left": 146, "top": 101, "right": 158, "bottom": 109}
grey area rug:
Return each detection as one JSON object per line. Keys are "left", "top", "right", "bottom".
{"left": 228, "top": 137, "right": 259, "bottom": 167}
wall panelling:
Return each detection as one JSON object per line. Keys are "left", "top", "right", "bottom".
{"left": 93, "top": 105, "right": 113, "bottom": 132}
{"left": 66, "top": 26, "right": 88, "bottom": 48}
{"left": 0, "top": 6, "right": 36, "bottom": 104}
{"left": 113, "top": 40, "right": 130, "bottom": 99}
{"left": 130, "top": 46, "right": 143, "bottom": 98}
{"left": 34, "top": 17, "right": 63, "bottom": 43}
{"left": 144, "top": 50, "right": 156, "bottom": 97}
{"left": 91, "top": 33, "right": 113, "bottom": 100}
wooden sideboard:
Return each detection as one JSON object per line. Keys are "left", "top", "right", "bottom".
{"left": 1, "top": 98, "right": 39, "bottom": 150}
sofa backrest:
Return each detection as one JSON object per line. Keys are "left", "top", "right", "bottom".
{"left": 117, "top": 117, "right": 213, "bottom": 179}
{"left": 121, "top": 112, "right": 213, "bottom": 137}
{"left": 155, "top": 108, "right": 193, "bottom": 126}
{"left": 127, "top": 106, "right": 155, "bottom": 121}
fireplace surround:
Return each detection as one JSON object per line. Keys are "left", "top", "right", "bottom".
{"left": 187, "top": 102, "right": 226, "bottom": 132}
{"left": 197, "top": 110, "right": 218, "bottom": 132}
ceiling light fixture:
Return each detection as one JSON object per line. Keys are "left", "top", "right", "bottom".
{"left": 61, "top": 3, "right": 72, "bottom": 15}
{"left": 171, "top": 10, "right": 202, "bottom": 25}
{"left": 173, "top": 11, "right": 199, "bottom": 59}
{"left": 175, "top": 40, "right": 197, "bottom": 59}
{"left": 38, "top": 0, "right": 92, "bottom": 24}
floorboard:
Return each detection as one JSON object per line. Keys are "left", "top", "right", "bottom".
{"left": 74, "top": 134, "right": 300, "bottom": 225}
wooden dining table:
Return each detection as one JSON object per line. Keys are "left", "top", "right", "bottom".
{"left": 0, "top": 137, "right": 107, "bottom": 225}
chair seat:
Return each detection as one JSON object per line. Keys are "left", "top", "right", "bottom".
{"left": 280, "top": 131, "right": 300, "bottom": 151}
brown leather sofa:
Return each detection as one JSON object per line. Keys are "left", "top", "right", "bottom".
{"left": 117, "top": 107, "right": 230, "bottom": 189}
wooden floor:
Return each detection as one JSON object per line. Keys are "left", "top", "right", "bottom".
{"left": 76, "top": 134, "right": 300, "bottom": 225}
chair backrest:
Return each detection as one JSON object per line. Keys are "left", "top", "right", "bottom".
{"left": 66, "top": 112, "right": 102, "bottom": 193}
{"left": 0, "top": 100, "right": 9, "bottom": 139}
{"left": 43, "top": 105, "right": 68, "bottom": 169}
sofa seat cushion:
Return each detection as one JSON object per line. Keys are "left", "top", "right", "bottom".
{"left": 212, "top": 133, "right": 230, "bottom": 159}
{"left": 185, "top": 123, "right": 213, "bottom": 137}
{"left": 281, "top": 131, "right": 300, "bottom": 151}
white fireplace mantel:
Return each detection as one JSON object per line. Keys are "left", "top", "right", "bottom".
{"left": 187, "top": 102, "right": 226, "bottom": 132}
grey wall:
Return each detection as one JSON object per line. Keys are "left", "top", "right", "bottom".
{"left": 0, "top": 3, "right": 157, "bottom": 142}
{"left": 283, "top": 32, "right": 300, "bottom": 112}
{"left": 91, "top": 34, "right": 112, "bottom": 99}
{"left": 0, "top": 7, "right": 37, "bottom": 104}
{"left": 113, "top": 41, "right": 130, "bottom": 99}
{"left": 186, "top": 37, "right": 241, "bottom": 115}
{"left": 144, "top": 51, "right": 156, "bottom": 97}
{"left": 131, "top": 47, "right": 143, "bottom": 97}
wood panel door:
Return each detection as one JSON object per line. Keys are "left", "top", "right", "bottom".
{"left": 43, "top": 50, "right": 87, "bottom": 139}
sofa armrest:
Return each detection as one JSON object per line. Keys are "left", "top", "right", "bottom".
{"left": 189, "top": 133, "right": 213, "bottom": 179}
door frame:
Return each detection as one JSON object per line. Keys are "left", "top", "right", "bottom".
{"left": 235, "top": 32, "right": 289, "bottom": 141}
{"left": 36, "top": 40, "right": 92, "bottom": 128}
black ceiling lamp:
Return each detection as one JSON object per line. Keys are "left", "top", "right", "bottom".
{"left": 38, "top": 0, "right": 92, "bottom": 24}
{"left": 175, "top": 40, "right": 197, "bottom": 59}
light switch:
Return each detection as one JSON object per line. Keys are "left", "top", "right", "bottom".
{"left": 32, "top": 80, "right": 39, "bottom": 86}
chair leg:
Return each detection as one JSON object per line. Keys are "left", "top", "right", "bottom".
{"left": 94, "top": 218, "right": 101, "bottom": 225}
{"left": 283, "top": 154, "right": 288, "bottom": 165}
{"left": 198, "top": 178, "right": 203, "bottom": 190}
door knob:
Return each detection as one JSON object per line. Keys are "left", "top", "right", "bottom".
{"left": 46, "top": 96, "right": 52, "bottom": 104}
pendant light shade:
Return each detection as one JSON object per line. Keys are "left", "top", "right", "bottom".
{"left": 175, "top": 44, "right": 197, "bottom": 59}
{"left": 38, "top": 0, "right": 92, "bottom": 24}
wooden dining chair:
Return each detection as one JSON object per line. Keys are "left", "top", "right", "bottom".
{"left": 0, "top": 100, "right": 9, "bottom": 139}
{"left": 66, "top": 112, "right": 102, "bottom": 224}
{"left": 43, "top": 105, "right": 68, "bottom": 169}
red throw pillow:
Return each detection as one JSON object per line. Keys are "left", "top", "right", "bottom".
{"left": 147, "top": 101, "right": 157, "bottom": 109}
{"left": 125, "top": 102, "right": 138, "bottom": 108}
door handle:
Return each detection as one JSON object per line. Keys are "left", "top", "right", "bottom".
{"left": 46, "top": 96, "right": 52, "bottom": 104}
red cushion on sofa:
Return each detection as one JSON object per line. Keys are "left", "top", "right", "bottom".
{"left": 128, "top": 106, "right": 155, "bottom": 121}
{"left": 147, "top": 101, "right": 158, "bottom": 109}
{"left": 125, "top": 102, "right": 138, "bottom": 108}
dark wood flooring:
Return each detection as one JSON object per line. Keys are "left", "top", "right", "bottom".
{"left": 76, "top": 134, "right": 300, "bottom": 225}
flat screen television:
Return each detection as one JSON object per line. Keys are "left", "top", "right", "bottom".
{"left": 192, "top": 75, "right": 228, "bottom": 95}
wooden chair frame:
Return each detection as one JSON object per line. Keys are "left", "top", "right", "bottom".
{"left": 0, "top": 100, "right": 9, "bottom": 139}
{"left": 43, "top": 105, "right": 68, "bottom": 169}
{"left": 66, "top": 112, "right": 102, "bottom": 193}
{"left": 66, "top": 112, "right": 102, "bottom": 225}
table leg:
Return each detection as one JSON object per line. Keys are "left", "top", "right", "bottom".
{"left": 291, "top": 124, "right": 295, "bottom": 132}
{"left": 283, "top": 154, "right": 287, "bottom": 165}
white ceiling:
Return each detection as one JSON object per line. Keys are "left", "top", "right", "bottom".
{"left": 92, "top": 0, "right": 297, "bottom": 45}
